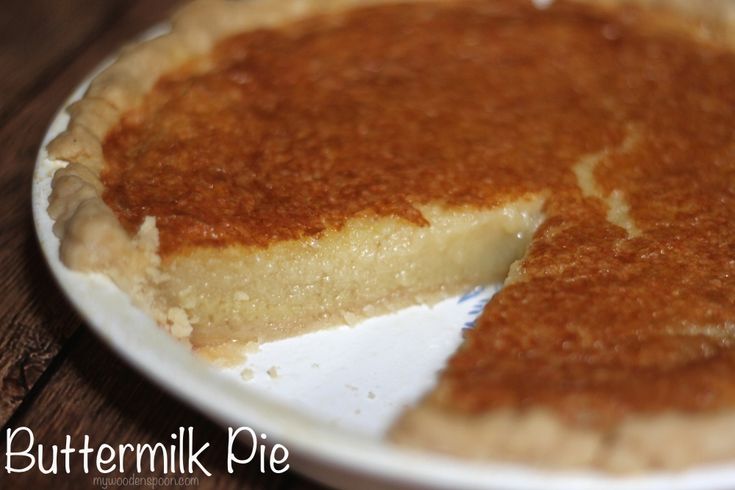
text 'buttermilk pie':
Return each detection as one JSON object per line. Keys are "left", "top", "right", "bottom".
{"left": 48, "top": 0, "right": 735, "bottom": 471}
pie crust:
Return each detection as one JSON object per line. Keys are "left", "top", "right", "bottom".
{"left": 46, "top": 0, "right": 735, "bottom": 471}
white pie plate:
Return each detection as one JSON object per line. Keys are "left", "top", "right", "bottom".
{"left": 31, "top": 25, "right": 735, "bottom": 490}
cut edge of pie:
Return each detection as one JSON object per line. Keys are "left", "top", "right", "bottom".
{"left": 45, "top": 0, "right": 735, "bottom": 472}
{"left": 164, "top": 200, "right": 545, "bottom": 347}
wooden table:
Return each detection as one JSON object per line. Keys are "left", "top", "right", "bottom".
{"left": 0, "top": 1, "right": 326, "bottom": 488}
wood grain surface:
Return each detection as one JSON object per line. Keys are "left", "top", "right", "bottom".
{"left": 0, "top": 1, "right": 327, "bottom": 488}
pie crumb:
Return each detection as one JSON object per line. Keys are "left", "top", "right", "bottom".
{"left": 166, "top": 307, "right": 192, "bottom": 339}
{"left": 240, "top": 368, "right": 254, "bottom": 381}
{"left": 267, "top": 366, "right": 279, "bottom": 378}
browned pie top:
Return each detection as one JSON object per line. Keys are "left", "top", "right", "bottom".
{"left": 102, "top": 0, "right": 735, "bottom": 426}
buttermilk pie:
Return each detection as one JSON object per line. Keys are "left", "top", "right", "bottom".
{"left": 47, "top": 0, "right": 735, "bottom": 471}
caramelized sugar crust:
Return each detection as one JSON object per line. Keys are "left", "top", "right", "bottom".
{"left": 102, "top": 0, "right": 735, "bottom": 425}
{"left": 103, "top": 0, "right": 625, "bottom": 255}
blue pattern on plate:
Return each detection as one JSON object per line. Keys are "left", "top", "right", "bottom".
{"left": 457, "top": 285, "right": 485, "bottom": 304}
{"left": 458, "top": 286, "right": 491, "bottom": 334}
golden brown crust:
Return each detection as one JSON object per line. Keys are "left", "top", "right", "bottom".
{"left": 46, "top": 0, "right": 735, "bottom": 471}
{"left": 47, "top": 0, "right": 735, "bottom": 265}
{"left": 46, "top": 0, "right": 735, "bottom": 265}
